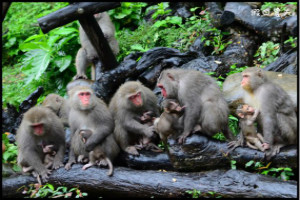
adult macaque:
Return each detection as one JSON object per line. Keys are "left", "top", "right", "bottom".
{"left": 228, "top": 104, "right": 264, "bottom": 152}
{"left": 109, "top": 81, "right": 160, "bottom": 156}
{"left": 241, "top": 67, "right": 297, "bottom": 160}
{"left": 42, "top": 94, "right": 69, "bottom": 127}
{"left": 65, "top": 85, "right": 114, "bottom": 170}
{"left": 157, "top": 69, "right": 233, "bottom": 144}
{"left": 136, "top": 111, "right": 162, "bottom": 152}
{"left": 16, "top": 106, "right": 65, "bottom": 183}
{"left": 74, "top": 12, "right": 119, "bottom": 80}
{"left": 79, "top": 130, "right": 119, "bottom": 176}
{"left": 22, "top": 144, "right": 57, "bottom": 173}
{"left": 154, "top": 99, "right": 185, "bottom": 145}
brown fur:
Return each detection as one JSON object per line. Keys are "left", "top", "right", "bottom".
{"left": 109, "top": 81, "right": 159, "bottom": 155}
{"left": 157, "top": 69, "right": 233, "bottom": 144}
{"left": 74, "top": 12, "right": 119, "bottom": 80}
{"left": 16, "top": 106, "right": 65, "bottom": 183}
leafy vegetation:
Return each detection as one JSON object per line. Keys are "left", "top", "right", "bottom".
{"left": 185, "top": 189, "right": 222, "bottom": 198}
{"left": 2, "top": 133, "right": 21, "bottom": 172}
{"left": 20, "top": 183, "right": 88, "bottom": 198}
{"left": 254, "top": 41, "right": 280, "bottom": 68}
{"left": 245, "top": 160, "right": 295, "bottom": 181}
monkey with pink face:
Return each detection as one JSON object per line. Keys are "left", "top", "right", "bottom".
{"left": 109, "top": 81, "right": 160, "bottom": 156}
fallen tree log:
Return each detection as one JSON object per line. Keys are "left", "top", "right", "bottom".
{"left": 2, "top": 165, "right": 297, "bottom": 198}
{"left": 167, "top": 134, "right": 297, "bottom": 171}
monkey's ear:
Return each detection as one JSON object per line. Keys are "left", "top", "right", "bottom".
{"left": 167, "top": 73, "right": 175, "bottom": 81}
{"left": 257, "top": 69, "right": 263, "bottom": 78}
{"left": 164, "top": 108, "right": 170, "bottom": 113}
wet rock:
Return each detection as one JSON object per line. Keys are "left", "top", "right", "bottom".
{"left": 223, "top": 71, "right": 297, "bottom": 114}
{"left": 264, "top": 49, "right": 297, "bottom": 75}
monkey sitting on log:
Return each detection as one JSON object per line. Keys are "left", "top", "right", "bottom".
{"left": 135, "top": 111, "right": 162, "bottom": 152}
{"left": 65, "top": 85, "right": 115, "bottom": 170}
{"left": 79, "top": 129, "right": 119, "bottom": 176}
{"left": 109, "top": 81, "right": 160, "bottom": 156}
{"left": 157, "top": 69, "right": 234, "bottom": 144}
{"left": 154, "top": 99, "right": 186, "bottom": 146}
{"left": 240, "top": 67, "right": 297, "bottom": 160}
{"left": 228, "top": 104, "right": 264, "bottom": 152}
{"left": 16, "top": 106, "right": 66, "bottom": 183}
{"left": 74, "top": 12, "right": 119, "bottom": 80}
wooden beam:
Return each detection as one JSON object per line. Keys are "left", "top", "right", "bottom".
{"left": 38, "top": 2, "right": 120, "bottom": 33}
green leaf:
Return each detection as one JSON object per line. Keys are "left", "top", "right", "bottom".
{"left": 23, "top": 34, "right": 45, "bottom": 43}
{"left": 19, "top": 42, "right": 50, "bottom": 52}
{"left": 3, "top": 151, "right": 11, "bottom": 161}
{"left": 54, "top": 56, "right": 72, "bottom": 72}
{"left": 153, "top": 20, "right": 167, "bottom": 28}
{"left": 245, "top": 160, "right": 255, "bottom": 168}
{"left": 47, "top": 184, "right": 55, "bottom": 191}
{"left": 52, "top": 27, "right": 78, "bottom": 35}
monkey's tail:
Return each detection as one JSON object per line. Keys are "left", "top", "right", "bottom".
{"left": 105, "top": 157, "right": 114, "bottom": 176}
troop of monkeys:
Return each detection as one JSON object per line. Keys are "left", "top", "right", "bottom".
{"left": 15, "top": 12, "right": 297, "bottom": 184}
{"left": 16, "top": 67, "right": 297, "bottom": 184}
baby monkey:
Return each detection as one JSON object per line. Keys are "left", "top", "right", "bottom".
{"left": 22, "top": 144, "right": 57, "bottom": 173}
{"left": 154, "top": 99, "right": 186, "bottom": 146}
{"left": 135, "top": 111, "right": 162, "bottom": 152}
{"left": 228, "top": 104, "right": 264, "bottom": 152}
{"left": 79, "top": 129, "right": 114, "bottom": 176}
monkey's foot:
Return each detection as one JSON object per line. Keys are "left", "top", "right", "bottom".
{"left": 98, "top": 159, "right": 108, "bottom": 167}
{"left": 52, "top": 160, "right": 64, "bottom": 170}
{"left": 125, "top": 146, "right": 139, "bottom": 156}
{"left": 82, "top": 163, "right": 93, "bottom": 170}
{"left": 134, "top": 144, "right": 143, "bottom": 150}
{"left": 227, "top": 141, "right": 241, "bottom": 153}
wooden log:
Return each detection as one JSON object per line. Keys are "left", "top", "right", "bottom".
{"left": 38, "top": 2, "right": 120, "bottom": 33}
{"left": 2, "top": 2, "right": 11, "bottom": 22}
{"left": 2, "top": 165, "right": 297, "bottom": 198}
{"left": 168, "top": 134, "right": 297, "bottom": 171}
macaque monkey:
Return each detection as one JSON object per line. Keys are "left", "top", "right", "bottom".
{"left": 136, "top": 111, "right": 162, "bottom": 152}
{"left": 65, "top": 85, "right": 114, "bottom": 170}
{"left": 74, "top": 12, "right": 119, "bottom": 80}
{"left": 42, "top": 94, "right": 69, "bottom": 127}
{"left": 22, "top": 144, "right": 57, "bottom": 173}
{"left": 16, "top": 106, "right": 66, "bottom": 183}
{"left": 157, "top": 69, "right": 233, "bottom": 144}
{"left": 109, "top": 81, "right": 160, "bottom": 156}
{"left": 79, "top": 129, "right": 119, "bottom": 176}
{"left": 154, "top": 99, "right": 185, "bottom": 146}
{"left": 241, "top": 67, "right": 297, "bottom": 160}
{"left": 228, "top": 104, "right": 264, "bottom": 152}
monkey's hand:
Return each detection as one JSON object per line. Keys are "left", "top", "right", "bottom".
{"left": 64, "top": 161, "right": 75, "bottom": 171}
{"left": 227, "top": 140, "right": 241, "bottom": 153}
{"left": 37, "top": 169, "right": 52, "bottom": 183}
{"left": 262, "top": 142, "right": 270, "bottom": 151}
{"left": 144, "top": 126, "right": 154, "bottom": 138}
{"left": 177, "top": 131, "right": 191, "bottom": 144}
{"left": 125, "top": 146, "right": 139, "bottom": 156}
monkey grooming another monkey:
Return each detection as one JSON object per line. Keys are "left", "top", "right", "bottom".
{"left": 42, "top": 94, "right": 70, "bottom": 127}
{"left": 157, "top": 69, "right": 234, "bottom": 144}
{"left": 136, "top": 111, "right": 162, "bottom": 152}
{"left": 228, "top": 104, "right": 264, "bottom": 152}
{"left": 79, "top": 129, "right": 119, "bottom": 176}
{"left": 16, "top": 106, "right": 65, "bottom": 183}
{"left": 241, "top": 67, "right": 297, "bottom": 160}
{"left": 109, "top": 81, "right": 160, "bottom": 156}
{"left": 65, "top": 85, "right": 115, "bottom": 170}
{"left": 154, "top": 99, "right": 185, "bottom": 146}
{"left": 74, "top": 12, "right": 119, "bottom": 80}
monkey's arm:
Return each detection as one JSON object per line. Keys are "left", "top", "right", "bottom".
{"left": 65, "top": 147, "right": 76, "bottom": 170}
{"left": 123, "top": 117, "right": 154, "bottom": 137}
{"left": 85, "top": 125, "right": 113, "bottom": 152}
{"left": 51, "top": 142, "right": 65, "bottom": 169}
{"left": 247, "top": 109, "right": 259, "bottom": 125}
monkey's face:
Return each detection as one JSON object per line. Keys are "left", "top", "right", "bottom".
{"left": 241, "top": 67, "right": 265, "bottom": 92}
{"left": 42, "top": 94, "right": 63, "bottom": 115}
{"left": 127, "top": 90, "right": 143, "bottom": 107}
{"left": 157, "top": 71, "right": 178, "bottom": 99}
{"left": 73, "top": 89, "right": 95, "bottom": 110}
{"left": 31, "top": 123, "right": 45, "bottom": 136}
